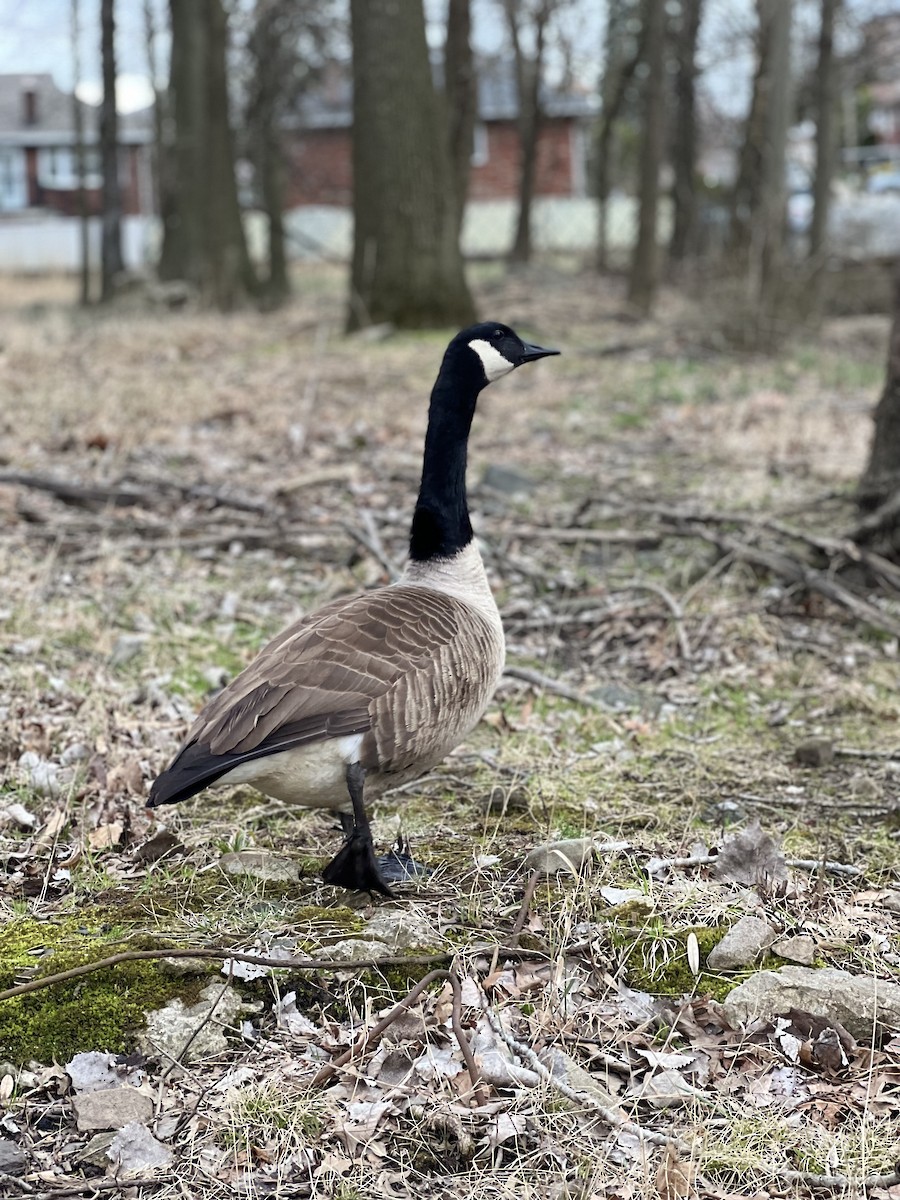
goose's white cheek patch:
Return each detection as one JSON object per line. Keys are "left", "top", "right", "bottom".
{"left": 468, "top": 339, "right": 515, "bottom": 381}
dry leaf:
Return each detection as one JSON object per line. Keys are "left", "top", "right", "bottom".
{"left": 655, "top": 1144, "right": 698, "bottom": 1200}
{"left": 88, "top": 822, "right": 123, "bottom": 850}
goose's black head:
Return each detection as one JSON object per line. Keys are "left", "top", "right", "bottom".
{"left": 443, "top": 321, "right": 560, "bottom": 392}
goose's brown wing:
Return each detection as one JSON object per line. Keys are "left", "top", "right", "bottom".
{"left": 147, "top": 585, "right": 495, "bottom": 807}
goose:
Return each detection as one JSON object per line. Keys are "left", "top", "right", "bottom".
{"left": 147, "top": 322, "right": 559, "bottom": 896}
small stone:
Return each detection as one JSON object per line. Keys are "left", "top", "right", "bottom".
{"left": 107, "top": 1122, "right": 174, "bottom": 1174}
{"left": 76, "top": 1132, "right": 117, "bottom": 1167}
{"left": 476, "top": 784, "right": 530, "bottom": 815}
{"left": 707, "top": 916, "right": 777, "bottom": 971}
{"left": 792, "top": 739, "right": 834, "bottom": 768}
{"left": 365, "top": 910, "right": 433, "bottom": 950}
{"left": 881, "top": 891, "right": 900, "bottom": 914}
{"left": 324, "top": 938, "right": 390, "bottom": 963}
{"left": 72, "top": 1086, "right": 154, "bottom": 1131}
{"left": 722, "top": 966, "right": 900, "bottom": 1041}
{"left": 139, "top": 982, "right": 243, "bottom": 1064}
{"left": 0, "top": 802, "right": 37, "bottom": 829}
{"left": 219, "top": 850, "right": 299, "bottom": 883}
{"left": 848, "top": 772, "right": 883, "bottom": 801}
{"left": 539, "top": 1047, "right": 619, "bottom": 1109}
{"left": 524, "top": 837, "right": 596, "bottom": 876}
{"left": 0, "top": 1138, "right": 26, "bottom": 1175}
{"left": 771, "top": 934, "right": 816, "bottom": 966}
{"left": 481, "top": 464, "right": 536, "bottom": 495}
{"left": 110, "top": 634, "right": 148, "bottom": 666}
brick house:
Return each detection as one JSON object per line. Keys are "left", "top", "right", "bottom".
{"left": 285, "top": 59, "right": 597, "bottom": 210}
{"left": 0, "top": 73, "right": 153, "bottom": 218}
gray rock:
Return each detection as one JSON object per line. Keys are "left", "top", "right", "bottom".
{"left": 72, "top": 1086, "right": 154, "bottom": 1132}
{"left": 365, "top": 910, "right": 433, "bottom": 950}
{"left": 75, "top": 1132, "right": 117, "bottom": 1168}
{"left": 219, "top": 850, "right": 299, "bottom": 883}
{"left": 139, "top": 982, "right": 243, "bottom": 1064}
{"left": 792, "top": 738, "right": 834, "bottom": 767}
{"left": 110, "top": 634, "right": 148, "bottom": 666}
{"left": 539, "top": 1046, "right": 619, "bottom": 1109}
{"left": 0, "top": 1138, "right": 26, "bottom": 1175}
{"left": 771, "top": 934, "right": 817, "bottom": 966}
{"left": 524, "top": 837, "right": 595, "bottom": 876}
{"left": 722, "top": 966, "right": 900, "bottom": 1041}
{"left": 707, "top": 916, "right": 777, "bottom": 970}
{"left": 324, "top": 938, "right": 391, "bottom": 963}
{"left": 481, "top": 464, "right": 536, "bottom": 495}
{"left": 107, "top": 1122, "right": 174, "bottom": 1174}
{"left": 881, "top": 891, "right": 900, "bottom": 914}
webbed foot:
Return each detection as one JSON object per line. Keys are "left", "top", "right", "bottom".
{"left": 322, "top": 828, "right": 396, "bottom": 898}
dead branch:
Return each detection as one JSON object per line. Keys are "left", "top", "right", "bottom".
{"left": 693, "top": 528, "right": 900, "bottom": 641}
{"left": 622, "top": 579, "right": 692, "bottom": 662}
{"left": 0, "top": 1175, "right": 176, "bottom": 1199}
{"left": 503, "top": 664, "right": 611, "bottom": 711}
{"left": 776, "top": 1169, "right": 900, "bottom": 1193}
{"left": 647, "top": 852, "right": 862, "bottom": 878}
{"left": 507, "top": 525, "right": 661, "bottom": 548}
{"left": 312, "top": 967, "right": 484, "bottom": 1101}
{"left": 508, "top": 869, "right": 541, "bottom": 946}
{"left": 477, "top": 997, "right": 692, "bottom": 1155}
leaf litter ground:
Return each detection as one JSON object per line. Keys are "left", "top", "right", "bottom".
{"left": 0, "top": 266, "right": 898, "bottom": 1200}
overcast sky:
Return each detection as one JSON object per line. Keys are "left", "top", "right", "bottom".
{"left": 0, "top": 0, "right": 893, "bottom": 118}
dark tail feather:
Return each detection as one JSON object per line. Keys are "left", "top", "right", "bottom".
{"left": 147, "top": 741, "right": 241, "bottom": 808}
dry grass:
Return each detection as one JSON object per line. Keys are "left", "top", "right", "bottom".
{"left": 0, "top": 266, "right": 898, "bottom": 1199}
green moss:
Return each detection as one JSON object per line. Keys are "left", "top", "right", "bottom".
{"left": 0, "top": 913, "right": 209, "bottom": 1064}
{"left": 610, "top": 922, "right": 736, "bottom": 1002}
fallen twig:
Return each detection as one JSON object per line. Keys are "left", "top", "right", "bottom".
{"left": 647, "top": 852, "right": 862, "bottom": 878}
{"left": 312, "top": 967, "right": 484, "bottom": 1102}
{"left": 508, "top": 869, "right": 541, "bottom": 947}
{"left": 622, "top": 579, "right": 692, "bottom": 662}
{"left": 0, "top": 1174, "right": 175, "bottom": 1199}
{"left": 503, "top": 664, "right": 620, "bottom": 719}
{"left": 477, "top": 999, "right": 692, "bottom": 1154}
{"left": 776, "top": 1169, "right": 900, "bottom": 1193}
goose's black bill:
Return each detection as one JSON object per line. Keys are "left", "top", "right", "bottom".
{"left": 518, "top": 342, "right": 560, "bottom": 364}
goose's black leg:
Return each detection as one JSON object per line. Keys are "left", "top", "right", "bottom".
{"left": 322, "top": 763, "right": 395, "bottom": 898}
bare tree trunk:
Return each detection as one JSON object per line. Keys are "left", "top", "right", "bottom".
{"left": 627, "top": 0, "right": 666, "bottom": 313}
{"left": 159, "top": 0, "right": 257, "bottom": 310}
{"left": 858, "top": 263, "right": 900, "bottom": 522}
{"left": 248, "top": 0, "right": 290, "bottom": 306}
{"left": 445, "top": 0, "right": 476, "bottom": 241}
{"left": 71, "top": 0, "right": 91, "bottom": 305}
{"left": 504, "top": 0, "right": 550, "bottom": 267}
{"left": 669, "top": 0, "right": 703, "bottom": 264}
{"left": 142, "top": 0, "right": 164, "bottom": 220}
{"left": 730, "top": 0, "right": 793, "bottom": 285}
{"left": 348, "top": 0, "right": 475, "bottom": 330}
{"left": 595, "top": 0, "right": 645, "bottom": 271}
{"left": 100, "top": 0, "right": 125, "bottom": 300}
{"left": 809, "top": 0, "right": 840, "bottom": 260}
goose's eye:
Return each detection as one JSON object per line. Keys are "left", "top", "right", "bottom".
{"left": 493, "top": 329, "right": 504, "bottom": 340}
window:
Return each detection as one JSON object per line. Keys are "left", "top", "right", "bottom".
{"left": 471, "top": 122, "right": 489, "bottom": 168}
{"left": 0, "top": 148, "right": 27, "bottom": 210}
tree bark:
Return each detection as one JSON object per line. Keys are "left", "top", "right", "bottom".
{"left": 504, "top": 0, "right": 551, "bottom": 267}
{"left": 595, "top": 0, "right": 644, "bottom": 271}
{"left": 669, "top": 0, "right": 703, "bottom": 264}
{"left": 809, "top": 0, "right": 840, "bottom": 260}
{"left": 729, "top": 0, "right": 793, "bottom": 287}
{"left": 247, "top": 1, "right": 291, "bottom": 306}
{"left": 71, "top": 0, "right": 91, "bottom": 305}
{"left": 159, "top": 0, "right": 256, "bottom": 310}
{"left": 858, "top": 263, "right": 900, "bottom": 525}
{"left": 100, "top": 0, "right": 125, "bottom": 300}
{"left": 347, "top": 0, "right": 475, "bottom": 330}
{"left": 445, "top": 0, "right": 476, "bottom": 241}
{"left": 626, "top": 0, "right": 666, "bottom": 314}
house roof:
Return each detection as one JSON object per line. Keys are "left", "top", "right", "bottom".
{"left": 292, "top": 56, "right": 597, "bottom": 130}
{"left": 0, "top": 73, "right": 153, "bottom": 144}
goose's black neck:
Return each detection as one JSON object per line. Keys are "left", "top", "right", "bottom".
{"left": 409, "top": 349, "right": 483, "bottom": 563}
